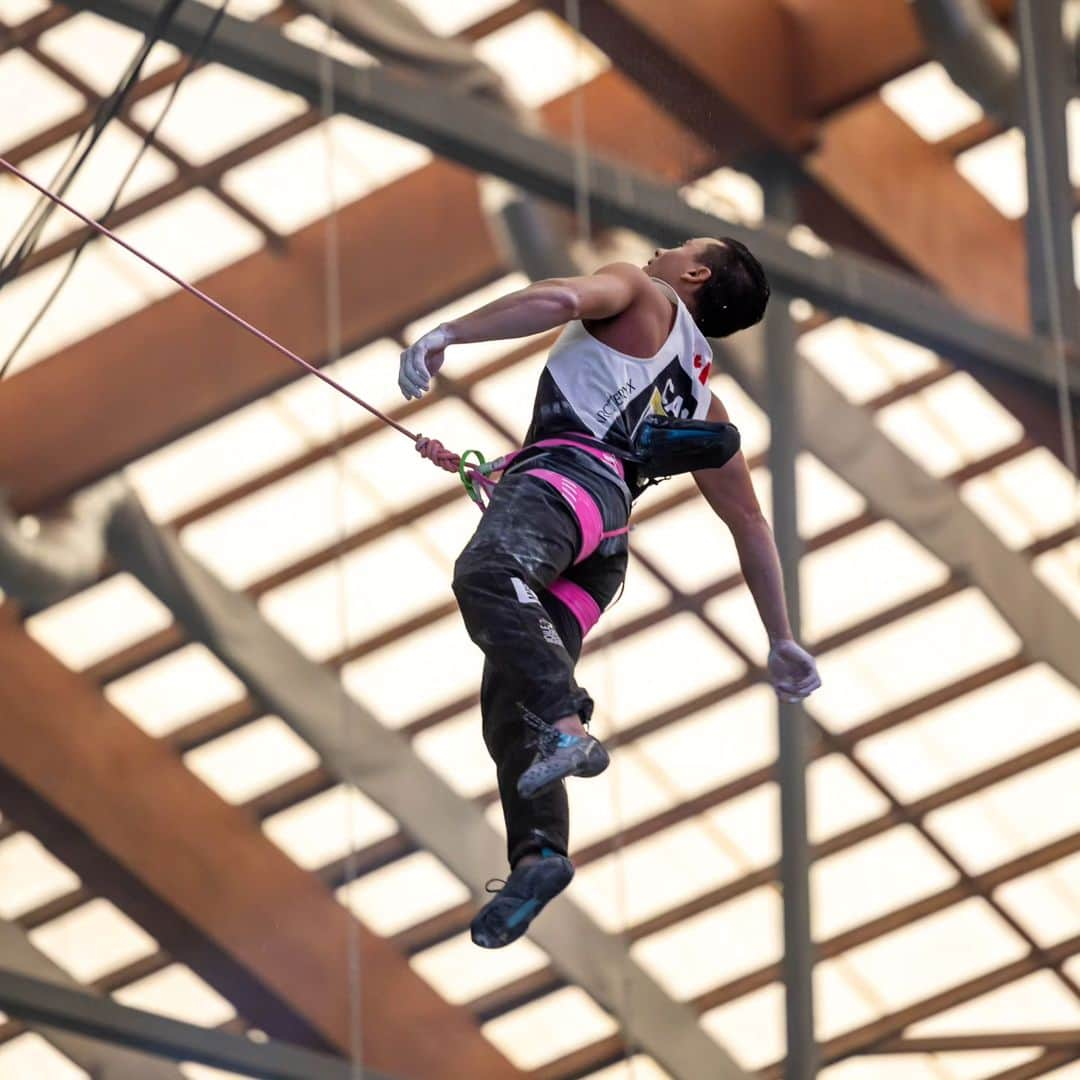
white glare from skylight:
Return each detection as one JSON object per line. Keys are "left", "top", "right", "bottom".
{"left": 262, "top": 784, "right": 397, "bottom": 870}
{"left": 0, "top": 0, "right": 48, "bottom": 22}
{"left": 0, "top": 51, "right": 83, "bottom": 151}
{"left": 701, "top": 982, "right": 784, "bottom": 1071}
{"left": 681, "top": 168, "right": 764, "bottom": 224}
{"left": 105, "top": 643, "right": 247, "bottom": 737}
{"left": 183, "top": 716, "right": 320, "bottom": 805}
{"left": 992, "top": 848, "right": 1080, "bottom": 947}
{"left": 481, "top": 987, "right": 618, "bottom": 1071}
{"left": 474, "top": 11, "right": 610, "bottom": 109}
{"left": 37, "top": 12, "right": 179, "bottom": 95}
{"left": 0, "top": 832, "right": 80, "bottom": 919}
{"left": 410, "top": 929, "right": 548, "bottom": 1006}
{"left": 0, "top": 1034, "right": 87, "bottom": 1080}
{"left": 583, "top": 1058, "right": 672, "bottom": 1080}
{"left": 130, "top": 65, "right": 308, "bottom": 167}
{"left": 879, "top": 62, "right": 983, "bottom": 142}
{"left": 337, "top": 851, "right": 469, "bottom": 936}
{"left": 957, "top": 128, "right": 1028, "bottom": 218}
{"left": 1036, "top": 539, "right": 1080, "bottom": 618}
{"left": 113, "top": 963, "right": 236, "bottom": 1027}
{"left": 29, "top": 898, "right": 158, "bottom": 983}
{"left": 413, "top": 709, "right": 494, "bottom": 798}
{"left": 400, "top": 0, "right": 513, "bottom": 36}
{"left": 26, "top": 572, "right": 173, "bottom": 672}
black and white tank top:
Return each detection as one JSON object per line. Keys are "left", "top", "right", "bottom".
{"left": 524, "top": 278, "right": 714, "bottom": 457}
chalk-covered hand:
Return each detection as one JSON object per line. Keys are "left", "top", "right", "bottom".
{"left": 767, "top": 639, "right": 821, "bottom": 703}
{"left": 399, "top": 325, "right": 453, "bottom": 400}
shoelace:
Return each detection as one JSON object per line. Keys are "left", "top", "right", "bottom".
{"left": 518, "top": 703, "right": 563, "bottom": 756}
{"left": 484, "top": 877, "right": 507, "bottom": 894}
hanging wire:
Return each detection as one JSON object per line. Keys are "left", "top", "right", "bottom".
{"left": 314, "top": 5, "right": 364, "bottom": 1076}
{"left": 563, "top": 1, "right": 636, "bottom": 1073}
{"left": 0, "top": 0, "right": 230, "bottom": 380}
{"left": 0, "top": 0, "right": 186, "bottom": 294}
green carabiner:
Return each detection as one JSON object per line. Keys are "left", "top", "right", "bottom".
{"left": 458, "top": 448, "right": 488, "bottom": 504}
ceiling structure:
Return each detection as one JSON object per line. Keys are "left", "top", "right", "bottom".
{"left": 0, "top": 1, "right": 1078, "bottom": 1079}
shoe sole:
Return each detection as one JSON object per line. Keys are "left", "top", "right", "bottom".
{"left": 470, "top": 859, "right": 574, "bottom": 949}
{"left": 516, "top": 739, "right": 610, "bottom": 800}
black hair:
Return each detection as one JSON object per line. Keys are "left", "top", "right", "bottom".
{"left": 693, "top": 237, "right": 770, "bottom": 338}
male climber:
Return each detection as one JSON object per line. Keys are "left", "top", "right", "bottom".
{"left": 398, "top": 238, "right": 821, "bottom": 948}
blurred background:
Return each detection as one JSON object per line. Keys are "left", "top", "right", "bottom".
{"left": 0, "top": 1, "right": 1077, "bottom": 1079}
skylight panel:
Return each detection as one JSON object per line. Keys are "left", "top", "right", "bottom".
{"left": 799, "top": 318, "right": 941, "bottom": 405}
{"left": 700, "top": 982, "right": 784, "bottom": 1071}
{"left": 834, "top": 898, "right": 1026, "bottom": 1014}
{"left": 222, "top": 116, "right": 430, "bottom": 235}
{"left": 29, "top": 897, "right": 158, "bottom": 983}
{"left": 1036, "top": 539, "right": 1080, "bottom": 618}
{"left": 631, "top": 886, "right": 782, "bottom": 1000}
{"left": 583, "top": 1058, "right": 672, "bottom": 1080}
{"left": 468, "top": 347, "right": 548, "bottom": 440}
{"left": 813, "top": 960, "right": 882, "bottom": 1041}
{"left": 0, "top": 1034, "right": 87, "bottom": 1080}
{"left": 599, "top": 554, "right": 671, "bottom": 632}
{"left": 113, "top": 190, "right": 264, "bottom": 299}
{"left": 0, "top": 0, "right": 49, "bottom": 22}
{"left": 855, "top": 663, "right": 1080, "bottom": 802}
{"left": 634, "top": 685, "right": 778, "bottom": 799}
{"left": 474, "top": 11, "right": 610, "bottom": 109}
{"left": 271, "top": 339, "right": 402, "bottom": 439}
{"left": 405, "top": 273, "right": 540, "bottom": 375}
{"left": 37, "top": 12, "right": 179, "bottom": 95}
{"left": 258, "top": 530, "right": 450, "bottom": 661}
{"left": 566, "top": 746, "right": 680, "bottom": 849}
{"left": 960, "top": 447, "right": 1077, "bottom": 549}
{"left": 399, "top": 0, "right": 514, "bottom": 37}
{"left": 183, "top": 716, "right": 320, "bottom": 805}
{"left": 819, "top": 1056, "right": 943, "bottom": 1080}
{"left": 875, "top": 370, "right": 1025, "bottom": 477}
{"left": 113, "top": 963, "right": 235, "bottom": 1026}
{"left": 811, "top": 825, "right": 957, "bottom": 941}
{"left": 406, "top": 499, "right": 488, "bottom": 573}
{"left": 924, "top": 748, "right": 1080, "bottom": 875}
{"left": 709, "top": 372, "right": 771, "bottom": 458}
{"left": 410, "top": 929, "right": 548, "bottom": 1005}
{"left": 341, "top": 614, "right": 483, "bottom": 727}
{"left": 26, "top": 572, "right": 173, "bottom": 672}
{"left": 807, "top": 589, "right": 1021, "bottom": 733}
{"left": 568, "top": 817, "right": 743, "bottom": 932}
{"left": 337, "top": 851, "right": 469, "bottom": 936}
{"left": 0, "top": 51, "right": 84, "bottom": 151}
{"left": 702, "top": 782, "right": 780, "bottom": 873}
{"left": 807, "top": 755, "right": 890, "bottom": 845}
{"left": 576, "top": 612, "right": 744, "bottom": 735}
{"left": 262, "top": 784, "right": 397, "bottom": 870}
{"left": 181, "top": 1065, "right": 261, "bottom": 1080}
{"left": 908, "top": 969, "right": 1080, "bottom": 1035}
{"left": 957, "top": 128, "right": 1028, "bottom": 218}
{"left": 130, "top": 65, "right": 307, "bottom": 167}
{"left": 125, "top": 399, "right": 313, "bottom": 523}
{"left": 0, "top": 244, "right": 157, "bottom": 376}
{"left": 681, "top": 167, "right": 763, "bottom": 224}
{"left": 995, "top": 851, "right": 1080, "bottom": 947}
{"left": 104, "top": 643, "right": 247, "bottom": 737}
{"left": 481, "top": 986, "right": 617, "bottom": 1071}
{"left": 879, "top": 61, "right": 984, "bottom": 142}
{"left": 631, "top": 500, "right": 740, "bottom": 594}
{"left": 179, "top": 457, "right": 383, "bottom": 589}
{"left": 0, "top": 832, "right": 80, "bottom": 919}
{"left": 933, "top": 1051, "right": 1042, "bottom": 1080}
{"left": 800, "top": 521, "right": 949, "bottom": 644}
{"left": 413, "top": 709, "right": 494, "bottom": 798}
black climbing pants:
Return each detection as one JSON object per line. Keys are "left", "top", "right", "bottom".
{"left": 452, "top": 452, "right": 630, "bottom": 867}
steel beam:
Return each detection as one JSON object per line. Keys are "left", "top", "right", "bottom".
{"left": 0, "top": 967, "right": 381, "bottom": 1080}
{"left": 71, "top": 0, "right": 1075, "bottom": 395}
{"left": 761, "top": 165, "right": 817, "bottom": 1080}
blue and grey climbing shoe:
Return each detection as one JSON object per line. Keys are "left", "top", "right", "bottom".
{"left": 516, "top": 726, "right": 610, "bottom": 800}
{"left": 471, "top": 851, "right": 575, "bottom": 949}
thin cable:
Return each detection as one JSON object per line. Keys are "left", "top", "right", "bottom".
{"left": 0, "top": 152, "right": 420, "bottom": 442}
{"left": 315, "top": 4, "right": 364, "bottom": 1077}
{"left": 0, "top": 0, "right": 230, "bottom": 380}
{"left": 0, "top": 0, "right": 185, "bottom": 287}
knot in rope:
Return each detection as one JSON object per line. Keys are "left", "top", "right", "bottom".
{"left": 414, "top": 435, "right": 461, "bottom": 474}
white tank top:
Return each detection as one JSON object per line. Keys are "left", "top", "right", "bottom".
{"left": 524, "top": 279, "right": 714, "bottom": 456}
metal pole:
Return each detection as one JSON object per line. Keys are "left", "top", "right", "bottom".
{"left": 1017, "top": 0, "right": 1079, "bottom": 475}
{"left": 760, "top": 162, "right": 817, "bottom": 1080}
